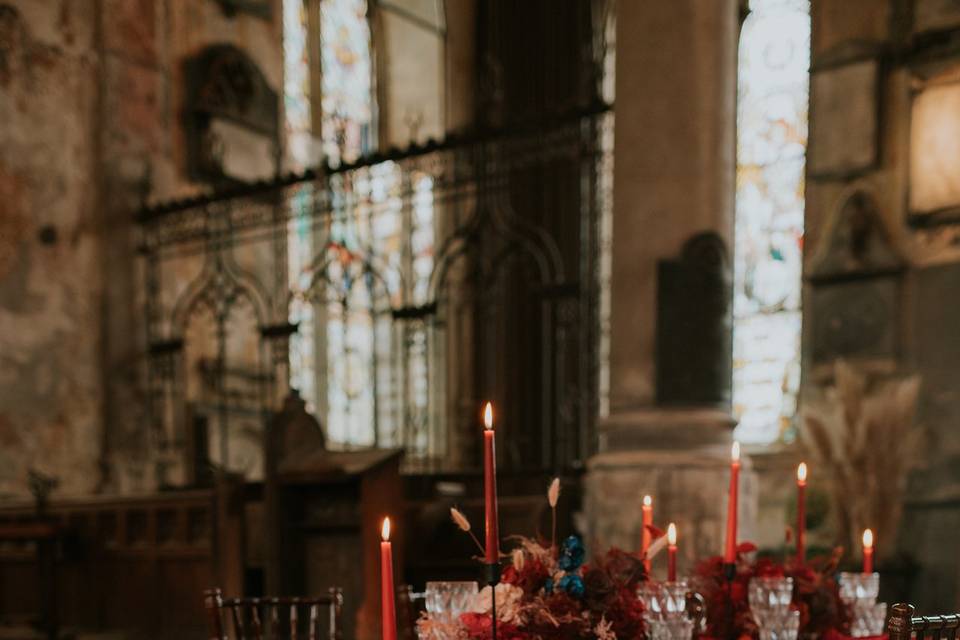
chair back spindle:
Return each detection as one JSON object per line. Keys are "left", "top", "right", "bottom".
{"left": 888, "top": 603, "right": 960, "bottom": 640}
{"left": 204, "top": 588, "right": 343, "bottom": 640}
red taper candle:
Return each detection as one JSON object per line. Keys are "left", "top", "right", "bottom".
{"left": 380, "top": 518, "right": 397, "bottom": 640}
{"left": 482, "top": 402, "right": 500, "bottom": 564}
{"left": 641, "top": 495, "right": 653, "bottom": 572}
{"left": 862, "top": 528, "right": 874, "bottom": 574}
{"left": 667, "top": 523, "right": 678, "bottom": 582}
{"left": 723, "top": 441, "right": 741, "bottom": 564}
{"left": 796, "top": 462, "right": 807, "bottom": 564}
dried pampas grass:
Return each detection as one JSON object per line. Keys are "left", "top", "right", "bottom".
{"left": 801, "top": 359, "right": 923, "bottom": 560}
{"left": 451, "top": 507, "right": 485, "bottom": 555}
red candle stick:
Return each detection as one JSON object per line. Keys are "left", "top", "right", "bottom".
{"left": 483, "top": 402, "right": 500, "bottom": 564}
{"left": 380, "top": 518, "right": 397, "bottom": 640}
{"left": 724, "top": 441, "right": 741, "bottom": 564}
{"left": 641, "top": 495, "right": 653, "bottom": 571}
{"left": 667, "top": 523, "right": 678, "bottom": 582}
{"left": 796, "top": 462, "right": 807, "bottom": 564}
{"left": 862, "top": 528, "right": 874, "bottom": 574}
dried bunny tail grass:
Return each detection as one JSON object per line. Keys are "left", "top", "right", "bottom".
{"left": 451, "top": 507, "right": 485, "bottom": 555}
{"left": 450, "top": 507, "right": 471, "bottom": 532}
{"left": 547, "top": 478, "right": 561, "bottom": 508}
{"left": 511, "top": 547, "right": 525, "bottom": 571}
{"left": 548, "top": 477, "right": 560, "bottom": 550}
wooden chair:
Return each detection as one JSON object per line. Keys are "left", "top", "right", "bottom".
{"left": 397, "top": 585, "right": 426, "bottom": 640}
{"left": 204, "top": 588, "right": 343, "bottom": 640}
{"left": 887, "top": 602, "right": 960, "bottom": 640}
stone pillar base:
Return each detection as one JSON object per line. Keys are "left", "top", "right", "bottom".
{"left": 584, "top": 407, "right": 756, "bottom": 579}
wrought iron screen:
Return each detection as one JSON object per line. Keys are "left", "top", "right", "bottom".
{"left": 139, "top": 107, "right": 612, "bottom": 477}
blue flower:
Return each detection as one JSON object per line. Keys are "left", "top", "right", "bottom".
{"left": 544, "top": 578, "right": 554, "bottom": 594}
{"left": 558, "top": 573, "right": 585, "bottom": 598}
{"left": 558, "top": 535, "right": 585, "bottom": 571}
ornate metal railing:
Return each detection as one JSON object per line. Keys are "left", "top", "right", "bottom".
{"left": 138, "top": 105, "right": 612, "bottom": 478}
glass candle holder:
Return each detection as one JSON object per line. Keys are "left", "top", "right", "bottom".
{"left": 425, "top": 581, "right": 478, "bottom": 624}
{"left": 661, "top": 580, "right": 688, "bottom": 617}
{"left": 838, "top": 572, "right": 880, "bottom": 606}
{"left": 748, "top": 576, "right": 795, "bottom": 637}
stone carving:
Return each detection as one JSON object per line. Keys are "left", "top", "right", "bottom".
{"left": 809, "top": 190, "right": 904, "bottom": 363}
{"left": 810, "top": 189, "right": 904, "bottom": 282}
{"left": 184, "top": 44, "right": 279, "bottom": 184}
{"left": 268, "top": 390, "right": 327, "bottom": 473}
{"left": 811, "top": 280, "right": 896, "bottom": 362}
{"left": 655, "top": 232, "right": 733, "bottom": 407}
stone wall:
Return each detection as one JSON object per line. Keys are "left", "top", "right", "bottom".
{"left": 0, "top": 1, "right": 103, "bottom": 497}
{"left": 0, "top": 0, "right": 284, "bottom": 497}
{"left": 803, "top": 0, "right": 960, "bottom": 611}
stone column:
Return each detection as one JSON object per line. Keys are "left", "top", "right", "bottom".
{"left": 586, "top": 0, "right": 756, "bottom": 575}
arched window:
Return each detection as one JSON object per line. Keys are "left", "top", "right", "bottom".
{"left": 733, "top": 0, "right": 809, "bottom": 443}
{"left": 283, "top": 0, "right": 434, "bottom": 451}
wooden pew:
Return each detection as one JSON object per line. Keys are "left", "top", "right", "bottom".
{"left": 0, "top": 478, "right": 245, "bottom": 640}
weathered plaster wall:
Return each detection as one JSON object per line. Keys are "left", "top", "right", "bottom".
{"left": 0, "top": 0, "right": 284, "bottom": 497}
{"left": 0, "top": 1, "right": 103, "bottom": 497}
{"left": 97, "top": 0, "right": 283, "bottom": 493}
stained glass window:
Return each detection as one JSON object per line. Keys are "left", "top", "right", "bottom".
{"left": 733, "top": 0, "right": 809, "bottom": 443}
{"left": 320, "top": 0, "right": 374, "bottom": 166}
{"left": 283, "top": 0, "right": 314, "bottom": 170}
{"left": 284, "top": 0, "right": 319, "bottom": 414}
{"left": 284, "top": 0, "right": 434, "bottom": 453}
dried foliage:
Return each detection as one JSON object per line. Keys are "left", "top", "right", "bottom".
{"left": 547, "top": 478, "right": 561, "bottom": 509}
{"left": 801, "top": 360, "right": 922, "bottom": 559}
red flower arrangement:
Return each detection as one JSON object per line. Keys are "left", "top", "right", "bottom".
{"left": 417, "top": 536, "right": 649, "bottom": 640}
{"left": 691, "top": 542, "right": 851, "bottom": 640}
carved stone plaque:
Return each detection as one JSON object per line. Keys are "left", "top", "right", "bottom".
{"left": 184, "top": 44, "right": 279, "bottom": 185}
{"left": 656, "top": 233, "right": 733, "bottom": 407}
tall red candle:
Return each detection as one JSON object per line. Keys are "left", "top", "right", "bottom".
{"left": 862, "top": 529, "right": 874, "bottom": 574}
{"left": 483, "top": 402, "right": 500, "bottom": 564}
{"left": 380, "top": 518, "right": 397, "bottom": 640}
{"left": 796, "top": 462, "right": 807, "bottom": 564}
{"left": 667, "top": 523, "right": 678, "bottom": 582}
{"left": 723, "top": 441, "right": 741, "bottom": 564}
{"left": 641, "top": 495, "right": 653, "bottom": 571}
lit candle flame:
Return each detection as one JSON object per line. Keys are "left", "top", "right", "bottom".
{"left": 668, "top": 522, "right": 677, "bottom": 546}
{"left": 797, "top": 462, "right": 807, "bottom": 484}
{"left": 483, "top": 402, "right": 494, "bottom": 430}
{"left": 382, "top": 517, "right": 391, "bottom": 542}
{"left": 731, "top": 441, "right": 741, "bottom": 462}
{"left": 643, "top": 495, "right": 652, "bottom": 508}
{"left": 862, "top": 528, "right": 873, "bottom": 549}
